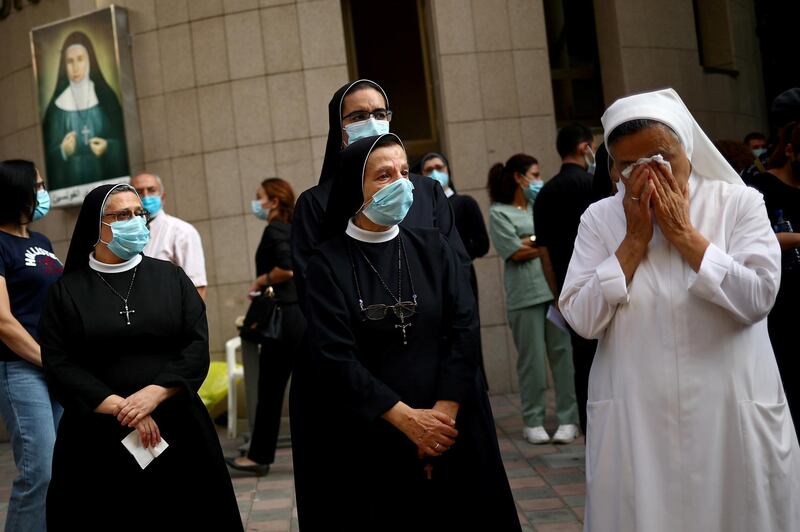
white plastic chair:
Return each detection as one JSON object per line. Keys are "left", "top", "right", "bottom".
{"left": 225, "top": 336, "right": 244, "bottom": 438}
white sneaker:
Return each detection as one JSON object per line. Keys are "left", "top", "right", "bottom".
{"left": 523, "top": 426, "right": 550, "bottom": 444}
{"left": 552, "top": 424, "right": 579, "bottom": 444}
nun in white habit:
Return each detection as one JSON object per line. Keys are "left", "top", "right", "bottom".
{"left": 560, "top": 88, "right": 800, "bottom": 532}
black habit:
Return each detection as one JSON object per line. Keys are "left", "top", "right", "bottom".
{"left": 298, "top": 136, "right": 519, "bottom": 530}
{"left": 289, "top": 82, "right": 475, "bottom": 530}
{"left": 39, "top": 185, "right": 242, "bottom": 531}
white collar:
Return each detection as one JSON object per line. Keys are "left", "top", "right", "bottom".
{"left": 444, "top": 187, "right": 455, "bottom": 198}
{"left": 89, "top": 252, "right": 142, "bottom": 273}
{"left": 55, "top": 78, "right": 99, "bottom": 112}
{"left": 346, "top": 218, "right": 399, "bottom": 243}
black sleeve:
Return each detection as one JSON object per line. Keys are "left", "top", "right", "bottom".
{"left": 291, "top": 190, "right": 323, "bottom": 302}
{"left": 152, "top": 267, "right": 210, "bottom": 393}
{"left": 533, "top": 190, "right": 551, "bottom": 247}
{"left": 40, "top": 282, "right": 115, "bottom": 415}
{"left": 437, "top": 235, "right": 480, "bottom": 402}
{"left": 305, "top": 254, "right": 401, "bottom": 422}
{"left": 457, "top": 196, "right": 490, "bottom": 260}
{"left": 262, "top": 225, "right": 293, "bottom": 271}
{"left": 430, "top": 180, "right": 470, "bottom": 266}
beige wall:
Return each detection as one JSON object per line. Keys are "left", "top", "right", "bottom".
{"left": 1, "top": 0, "right": 352, "bottom": 361}
{"left": 0, "top": 0, "right": 770, "bottom": 395}
{"left": 595, "top": 0, "right": 768, "bottom": 139}
{"left": 427, "top": 0, "right": 561, "bottom": 393}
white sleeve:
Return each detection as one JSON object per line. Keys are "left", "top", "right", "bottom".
{"left": 687, "top": 187, "right": 781, "bottom": 324}
{"left": 174, "top": 224, "right": 208, "bottom": 288}
{"left": 559, "top": 212, "right": 628, "bottom": 339}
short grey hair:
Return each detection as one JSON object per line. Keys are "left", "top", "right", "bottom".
{"left": 132, "top": 172, "right": 165, "bottom": 194}
{"left": 607, "top": 119, "right": 681, "bottom": 148}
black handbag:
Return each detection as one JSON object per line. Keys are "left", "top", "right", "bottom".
{"left": 240, "top": 287, "right": 283, "bottom": 343}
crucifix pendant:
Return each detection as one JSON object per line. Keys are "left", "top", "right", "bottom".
{"left": 81, "top": 124, "right": 91, "bottom": 145}
{"left": 119, "top": 302, "right": 135, "bottom": 325}
{"left": 394, "top": 317, "right": 412, "bottom": 345}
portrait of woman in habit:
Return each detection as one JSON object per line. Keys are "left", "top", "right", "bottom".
{"left": 41, "top": 31, "right": 128, "bottom": 191}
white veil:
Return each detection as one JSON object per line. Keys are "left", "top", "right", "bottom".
{"left": 601, "top": 88, "right": 743, "bottom": 186}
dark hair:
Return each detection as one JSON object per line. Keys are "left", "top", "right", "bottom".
{"left": 766, "top": 121, "right": 800, "bottom": 170}
{"left": 420, "top": 151, "right": 456, "bottom": 192}
{"left": 0, "top": 160, "right": 37, "bottom": 226}
{"left": 743, "top": 131, "right": 766, "bottom": 144}
{"left": 606, "top": 119, "right": 680, "bottom": 149}
{"left": 713, "top": 140, "right": 753, "bottom": 174}
{"left": 487, "top": 153, "right": 538, "bottom": 204}
{"left": 591, "top": 143, "right": 615, "bottom": 202}
{"left": 556, "top": 123, "right": 593, "bottom": 158}
{"left": 260, "top": 178, "right": 295, "bottom": 224}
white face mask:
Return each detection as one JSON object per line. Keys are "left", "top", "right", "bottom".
{"left": 343, "top": 118, "right": 390, "bottom": 146}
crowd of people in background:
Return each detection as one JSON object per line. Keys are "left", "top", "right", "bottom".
{"left": 0, "top": 84, "right": 798, "bottom": 531}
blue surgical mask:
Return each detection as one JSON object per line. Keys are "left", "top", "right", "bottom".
{"left": 33, "top": 190, "right": 50, "bottom": 221}
{"left": 251, "top": 200, "right": 269, "bottom": 221}
{"left": 523, "top": 180, "right": 543, "bottom": 202}
{"left": 141, "top": 195, "right": 162, "bottom": 217}
{"left": 753, "top": 148, "right": 767, "bottom": 158}
{"left": 362, "top": 178, "right": 415, "bottom": 227}
{"left": 428, "top": 169, "right": 450, "bottom": 190}
{"left": 343, "top": 118, "right": 390, "bottom": 146}
{"left": 101, "top": 216, "right": 150, "bottom": 261}
{"left": 585, "top": 147, "right": 597, "bottom": 175}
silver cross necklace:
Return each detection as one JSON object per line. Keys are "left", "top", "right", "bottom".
{"left": 94, "top": 266, "right": 138, "bottom": 325}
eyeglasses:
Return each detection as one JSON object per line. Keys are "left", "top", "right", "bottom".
{"left": 102, "top": 209, "right": 148, "bottom": 222}
{"left": 359, "top": 298, "right": 417, "bottom": 321}
{"left": 342, "top": 109, "right": 393, "bottom": 123}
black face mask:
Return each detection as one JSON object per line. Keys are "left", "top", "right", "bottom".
{"left": 792, "top": 157, "right": 800, "bottom": 180}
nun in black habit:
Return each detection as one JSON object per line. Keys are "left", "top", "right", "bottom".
{"left": 289, "top": 79, "right": 478, "bottom": 529}
{"left": 38, "top": 184, "right": 242, "bottom": 531}
{"left": 300, "top": 134, "right": 520, "bottom": 531}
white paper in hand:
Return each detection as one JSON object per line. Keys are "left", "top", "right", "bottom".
{"left": 122, "top": 430, "right": 169, "bottom": 469}
{"left": 546, "top": 305, "right": 569, "bottom": 334}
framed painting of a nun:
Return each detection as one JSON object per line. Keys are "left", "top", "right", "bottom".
{"left": 31, "top": 6, "right": 142, "bottom": 207}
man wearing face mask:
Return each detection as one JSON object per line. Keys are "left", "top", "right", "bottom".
{"left": 131, "top": 173, "right": 207, "bottom": 299}
{"left": 533, "top": 122, "right": 597, "bottom": 436}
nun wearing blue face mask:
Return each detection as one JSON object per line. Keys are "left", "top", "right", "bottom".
{"left": 301, "top": 134, "right": 519, "bottom": 530}
{"left": 39, "top": 184, "right": 242, "bottom": 530}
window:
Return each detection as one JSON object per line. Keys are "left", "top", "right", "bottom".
{"left": 543, "top": 0, "right": 605, "bottom": 127}
{"left": 693, "top": 0, "right": 738, "bottom": 74}
{"left": 341, "top": 0, "right": 439, "bottom": 158}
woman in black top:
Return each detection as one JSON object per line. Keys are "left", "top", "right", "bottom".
{"left": 420, "top": 152, "right": 491, "bottom": 386}
{"left": 419, "top": 152, "right": 489, "bottom": 297}
{"left": 228, "top": 178, "right": 306, "bottom": 474}
{"left": 0, "top": 160, "right": 62, "bottom": 531}
{"left": 747, "top": 121, "right": 800, "bottom": 427}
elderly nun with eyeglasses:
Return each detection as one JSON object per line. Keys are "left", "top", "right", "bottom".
{"left": 559, "top": 88, "right": 800, "bottom": 532}
{"left": 300, "top": 133, "right": 520, "bottom": 530}
{"left": 38, "top": 184, "right": 242, "bottom": 530}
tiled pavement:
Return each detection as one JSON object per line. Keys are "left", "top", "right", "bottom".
{"left": 0, "top": 392, "right": 586, "bottom": 531}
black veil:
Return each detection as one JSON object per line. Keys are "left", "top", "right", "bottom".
{"left": 323, "top": 133, "right": 405, "bottom": 239}
{"left": 318, "top": 79, "right": 389, "bottom": 185}
{"left": 63, "top": 183, "right": 137, "bottom": 275}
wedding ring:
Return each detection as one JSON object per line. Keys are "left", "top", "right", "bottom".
{"left": 630, "top": 196, "right": 641, "bottom": 201}
{"left": 434, "top": 442, "right": 441, "bottom": 450}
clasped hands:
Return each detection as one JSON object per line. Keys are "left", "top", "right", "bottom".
{"left": 103, "top": 385, "right": 170, "bottom": 449}
{"left": 384, "top": 400, "right": 460, "bottom": 459}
